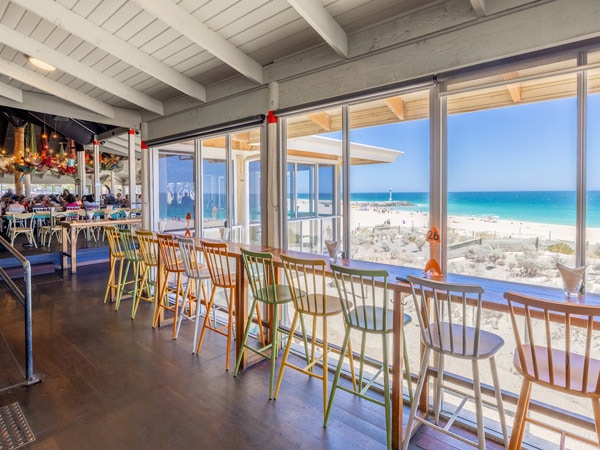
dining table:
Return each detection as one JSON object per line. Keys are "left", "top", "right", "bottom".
{"left": 61, "top": 216, "right": 142, "bottom": 274}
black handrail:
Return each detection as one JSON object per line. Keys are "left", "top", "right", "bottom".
{"left": 0, "top": 236, "right": 42, "bottom": 390}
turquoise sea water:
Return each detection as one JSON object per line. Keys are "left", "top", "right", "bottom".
{"left": 308, "top": 191, "right": 600, "bottom": 227}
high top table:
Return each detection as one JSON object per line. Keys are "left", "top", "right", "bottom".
{"left": 61, "top": 217, "right": 141, "bottom": 273}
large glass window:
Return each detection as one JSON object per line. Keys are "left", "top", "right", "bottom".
{"left": 285, "top": 107, "right": 343, "bottom": 254}
{"left": 348, "top": 92, "right": 430, "bottom": 269}
{"left": 446, "top": 62, "right": 578, "bottom": 288}
{"left": 587, "top": 53, "right": 600, "bottom": 294}
{"left": 156, "top": 141, "right": 195, "bottom": 234}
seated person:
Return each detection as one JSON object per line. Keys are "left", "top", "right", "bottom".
{"left": 65, "top": 194, "right": 80, "bottom": 208}
{"left": 6, "top": 197, "right": 25, "bottom": 213}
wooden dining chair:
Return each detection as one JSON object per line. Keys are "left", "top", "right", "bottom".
{"left": 176, "top": 237, "right": 210, "bottom": 349}
{"left": 103, "top": 225, "right": 129, "bottom": 304}
{"left": 324, "top": 265, "right": 410, "bottom": 450}
{"left": 274, "top": 254, "right": 355, "bottom": 416}
{"left": 136, "top": 229, "right": 160, "bottom": 321}
{"left": 504, "top": 291, "right": 600, "bottom": 449}
{"left": 118, "top": 229, "right": 153, "bottom": 319}
{"left": 403, "top": 276, "right": 508, "bottom": 450}
{"left": 152, "top": 233, "right": 189, "bottom": 339}
{"left": 197, "top": 239, "right": 244, "bottom": 371}
{"left": 9, "top": 212, "right": 36, "bottom": 247}
{"left": 233, "top": 248, "right": 288, "bottom": 398}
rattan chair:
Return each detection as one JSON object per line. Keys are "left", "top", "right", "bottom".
{"left": 505, "top": 291, "right": 600, "bottom": 449}
{"left": 403, "top": 276, "right": 508, "bottom": 450}
{"left": 324, "top": 265, "right": 411, "bottom": 450}
{"left": 233, "top": 248, "right": 290, "bottom": 397}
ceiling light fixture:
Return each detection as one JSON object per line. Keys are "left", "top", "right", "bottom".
{"left": 27, "top": 56, "right": 56, "bottom": 71}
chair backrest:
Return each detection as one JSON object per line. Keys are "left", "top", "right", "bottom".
{"left": 330, "top": 263, "right": 390, "bottom": 333}
{"left": 12, "top": 212, "right": 35, "bottom": 228}
{"left": 177, "top": 237, "right": 206, "bottom": 279}
{"left": 281, "top": 253, "right": 328, "bottom": 314}
{"left": 201, "top": 239, "right": 234, "bottom": 288}
{"left": 118, "top": 228, "right": 141, "bottom": 261}
{"left": 240, "top": 248, "right": 281, "bottom": 304}
{"left": 504, "top": 291, "right": 600, "bottom": 395}
{"left": 156, "top": 233, "right": 182, "bottom": 273}
{"left": 136, "top": 229, "right": 158, "bottom": 267}
{"left": 104, "top": 226, "right": 125, "bottom": 258}
{"left": 407, "top": 275, "right": 486, "bottom": 357}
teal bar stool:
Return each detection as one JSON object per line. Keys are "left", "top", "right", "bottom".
{"left": 234, "top": 248, "right": 293, "bottom": 399}
{"left": 324, "top": 264, "right": 412, "bottom": 450}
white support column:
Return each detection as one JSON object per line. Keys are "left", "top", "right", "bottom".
{"left": 93, "top": 138, "right": 100, "bottom": 203}
{"left": 266, "top": 111, "right": 280, "bottom": 248}
{"left": 128, "top": 129, "right": 136, "bottom": 206}
{"left": 77, "top": 149, "right": 86, "bottom": 197}
{"left": 140, "top": 122, "right": 151, "bottom": 229}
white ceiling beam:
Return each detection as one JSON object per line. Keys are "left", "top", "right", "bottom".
{"left": 0, "top": 91, "right": 141, "bottom": 129}
{"left": 0, "top": 23, "right": 164, "bottom": 115}
{"left": 11, "top": 0, "right": 207, "bottom": 102}
{"left": 469, "top": 0, "right": 486, "bottom": 17}
{"left": 132, "top": 0, "right": 263, "bottom": 84}
{"left": 0, "top": 80, "right": 23, "bottom": 103}
{"left": 0, "top": 59, "right": 115, "bottom": 117}
{"left": 286, "top": 0, "right": 348, "bottom": 58}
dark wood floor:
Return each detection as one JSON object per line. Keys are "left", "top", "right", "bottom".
{"left": 0, "top": 262, "right": 505, "bottom": 450}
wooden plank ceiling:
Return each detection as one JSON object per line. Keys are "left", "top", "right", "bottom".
{"left": 0, "top": 0, "right": 591, "bottom": 154}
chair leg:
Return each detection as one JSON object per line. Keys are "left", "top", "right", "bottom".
{"left": 382, "top": 332, "right": 391, "bottom": 450}
{"left": 115, "top": 260, "right": 131, "bottom": 311}
{"left": 224, "top": 287, "right": 235, "bottom": 370}
{"left": 324, "top": 325, "right": 352, "bottom": 428}
{"left": 171, "top": 273, "right": 183, "bottom": 340}
{"left": 195, "top": 287, "right": 217, "bottom": 354}
{"left": 489, "top": 356, "right": 508, "bottom": 448}
{"left": 509, "top": 378, "right": 532, "bottom": 450}
{"left": 152, "top": 269, "right": 170, "bottom": 329}
{"left": 321, "top": 316, "right": 329, "bottom": 417}
{"left": 434, "top": 353, "right": 445, "bottom": 424}
{"left": 175, "top": 278, "right": 192, "bottom": 338}
{"left": 402, "top": 330, "right": 413, "bottom": 404}
{"left": 402, "top": 347, "right": 432, "bottom": 450}
{"left": 234, "top": 296, "right": 261, "bottom": 377}
{"left": 471, "top": 360, "right": 485, "bottom": 450}
{"left": 273, "top": 311, "right": 300, "bottom": 399}
{"left": 103, "top": 256, "right": 116, "bottom": 304}
{"left": 267, "top": 302, "right": 279, "bottom": 399}
{"left": 591, "top": 398, "right": 600, "bottom": 448}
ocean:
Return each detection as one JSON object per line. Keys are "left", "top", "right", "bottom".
{"left": 303, "top": 191, "right": 600, "bottom": 227}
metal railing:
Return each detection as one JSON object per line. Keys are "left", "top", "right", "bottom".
{"left": 0, "top": 236, "right": 42, "bottom": 391}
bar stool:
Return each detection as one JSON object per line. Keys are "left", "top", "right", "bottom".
{"left": 103, "top": 226, "right": 129, "bottom": 305}
{"left": 274, "top": 254, "right": 356, "bottom": 416}
{"left": 176, "top": 237, "right": 210, "bottom": 348}
{"left": 197, "top": 240, "right": 244, "bottom": 371}
{"left": 152, "top": 233, "right": 188, "bottom": 339}
{"left": 324, "top": 265, "right": 410, "bottom": 450}
{"left": 118, "top": 229, "right": 154, "bottom": 319}
{"left": 234, "top": 248, "right": 290, "bottom": 398}
{"left": 505, "top": 291, "right": 600, "bottom": 449}
{"left": 403, "top": 275, "right": 508, "bottom": 450}
{"left": 136, "top": 229, "right": 160, "bottom": 321}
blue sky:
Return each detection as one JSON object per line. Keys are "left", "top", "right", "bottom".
{"left": 332, "top": 94, "right": 600, "bottom": 193}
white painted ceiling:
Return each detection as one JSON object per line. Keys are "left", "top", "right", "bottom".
{"left": 0, "top": 0, "right": 455, "bottom": 133}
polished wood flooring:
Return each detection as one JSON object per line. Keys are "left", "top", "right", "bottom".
{"left": 0, "top": 262, "right": 505, "bottom": 450}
